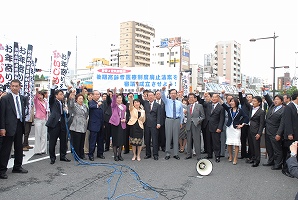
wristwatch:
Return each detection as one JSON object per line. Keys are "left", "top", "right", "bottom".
{"left": 290, "top": 152, "right": 297, "bottom": 157}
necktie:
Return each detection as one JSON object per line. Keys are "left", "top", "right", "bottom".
{"left": 190, "top": 104, "right": 193, "bottom": 115}
{"left": 16, "top": 96, "right": 22, "bottom": 122}
{"left": 150, "top": 102, "right": 153, "bottom": 111}
{"left": 173, "top": 100, "right": 176, "bottom": 118}
{"left": 211, "top": 104, "right": 215, "bottom": 113}
{"left": 59, "top": 101, "right": 63, "bottom": 115}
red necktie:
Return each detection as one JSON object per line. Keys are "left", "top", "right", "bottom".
{"left": 190, "top": 104, "right": 193, "bottom": 115}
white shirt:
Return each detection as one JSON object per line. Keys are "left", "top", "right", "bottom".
{"left": 11, "top": 93, "right": 22, "bottom": 119}
{"left": 251, "top": 106, "right": 260, "bottom": 117}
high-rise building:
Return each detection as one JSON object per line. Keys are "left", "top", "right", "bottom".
{"left": 214, "top": 41, "right": 241, "bottom": 86}
{"left": 150, "top": 37, "right": 190, "bottom": 71}
{"left": 110, "top": 44, "right": 119, "bottom": 67}
{"left": 119, "top": 21, "right": 155, "bottom": 67}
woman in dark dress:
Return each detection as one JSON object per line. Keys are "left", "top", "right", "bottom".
{"left": 127, "top": 96, "right": 146, "bottom": 161}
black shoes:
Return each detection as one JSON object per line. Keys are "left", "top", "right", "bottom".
{"left": 185, "top": 155, "right": 192, "bottom": 160}
{"left": 89, "top": 156, "right": 94, "bottom": 161}
{"left": 165, "top": 156, "right": 170, "bottom": 160}
{"left": 154, "top": 156, "right": 158, "bottom": 160}
{"left": 144, "top": 155, "right": 151, "bottom": 159}
{"left": 271, "top": 166, "right": 282, "bottom": 170}
{"left": 114, "top": 156, "right": 119, "bottom": 161}
{"left": 204, "top": 156, "right": 213, "bottom": 159}
{"left": 12, "top": 167, "right": 28, "bottom": 174}
{"left": 50, "top": 159, "right": 55, "bottom": 164}
{"left": 246, "top": 158, "right": 254, "bottom": 164}
{"left": 60, "top": 157, "right": 71, "bottom": 162}
{"left": 173, "top": 155, "right": 180, "bottom": 160}
{"left": 97, "top": 155, "right": 105, "bottom": 159}
{"left": 0, "top": 173, "right": 8, "bottom": 179}
{"left": 118, "top": 156, "right": 124, "bottom": 161}
{"left": 262, "top": 163, "right": 274, "bottom": 166}
{"left": 215, "top": 157, "right": 220, "bottom": 163}
{"left": 282, "top": 170, "right": 294, "bottom": 178}
{"left": 252, "top": 162, "right": 259, "bottom": 167}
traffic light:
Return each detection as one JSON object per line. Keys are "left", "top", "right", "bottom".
{"left": 35, "top": 69, "right": 42, "bottom": 72}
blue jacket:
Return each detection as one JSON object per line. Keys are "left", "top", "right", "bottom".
{"left": 87, "top": 100, "right": 104, "bottom": 132}
{"left": 222, "top": 103, "right": 249, "bottom": 129}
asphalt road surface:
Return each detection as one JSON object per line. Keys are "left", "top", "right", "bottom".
{"left": 0, "top": 128, "right": 297, "bottom": 200}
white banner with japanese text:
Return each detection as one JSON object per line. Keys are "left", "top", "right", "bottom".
{"left": 51, "top": 50, "right": 71, "bottom": 89}
{"left": 93, "top": 67, "right": 181, "bottom": 93}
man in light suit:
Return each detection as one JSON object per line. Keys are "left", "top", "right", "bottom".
{"left": 0, "top": 79, "right": 28, "bottom": 179}
{"left": 139, "top": 89, "right": 161, "bottom": 160}
{"left": 185, "top": 93, "right": 205, "bottom": 160}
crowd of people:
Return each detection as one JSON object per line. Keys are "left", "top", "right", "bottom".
{"left": 0, "top": 79, "right": 297, "bottom": 183}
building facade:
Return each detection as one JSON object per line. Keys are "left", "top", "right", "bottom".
{"left": 214, "top": 41, "right": 241, "bottom": 86}
{"left": 119, "top": 21, "right": 155, "bottom": 67}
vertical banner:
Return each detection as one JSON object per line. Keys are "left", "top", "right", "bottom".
{"left": 13, "top": 42, "right": 19, "bottom": 80}
{"left": 25, "top": 57, "right": 36, "bottom": 122}
{"left": 51, "top": 50, "right": 71, "bottom": 89}
{"left": 0, "top": 43, "right": 5, "bottom": 85}
{"left": 1, "top": 42, "right": 14, "bottom": 89}
{"left": 181, "top": 72, "right": 190, "bottom": 96}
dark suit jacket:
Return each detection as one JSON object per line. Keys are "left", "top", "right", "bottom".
{"left": 222, "top": 103, "right": 249, "bottom": 129}
{"left": 88, "top": 99, "right": 104, "bottom": 132}
{"left": 45, "top": 88, "right": 66, "bottom": 128}
{"left": 103, "top": 95, "right": 112, "bottom": 123}
{"left": 239, "top": 92, "right": 251, "bottom": 115}
{"left": 204, "top": 102, "right": 225, "bottom": 132}
{"left": 249, "top": 107, "right": 265, "bottom": 135}
{"left": 0, "top": 93, "right": 25, "bottom": 136}
{"left": 286, "top": 156, "right": 298, "bottom": 178}
{"left": 284, "top": 102, "right": 298, "bottom": 141}
{"left": 264, "top": 94, "right": 284, "bottom": 136}
{"left": 139, "top": 95, "right": 161, "bottom": 128}
{"left": 155, "top": 99, "right": 166, "bottom": 126}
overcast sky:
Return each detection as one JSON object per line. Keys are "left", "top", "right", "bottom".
{"left": 1, "top": 0, "right": 298, "bottom": 84}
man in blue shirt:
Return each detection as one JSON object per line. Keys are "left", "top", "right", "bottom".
{"left": 161, "top": 86, "right": 183, "bottom": 160}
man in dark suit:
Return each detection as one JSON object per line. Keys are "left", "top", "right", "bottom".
{"left": 0, "top": 79, "right": 28, "bottom": 179}
{"left": 155, "top": 90, "right": 166, "bottom": 152}
{"left": 282, "top": 91, "right": 298, "bottom": 177}
{"left": 185, "top": 93, "right": 205, "bottom": 160}
{"left": 139, "top": 89, "right": 161, "bottom": 160}
{"left": 87, "top": 90, "right": 105, "bottom": 161}
{"left": 199, "top": 92, "right": 212, "bottom": 154}
{"left": 237, "top": 83, "right": 253, "bottom": 160}
{"left": 203, "top": 93, "right": 225, "bottom": 162}
{"left": 262, "top": 88, "right": 284, "bottom": 170}
{"left": 286, "top": 141, "right": 298, "bottom": 199}
{"left": 102, "top": 90, "right": 112, "bottom": 152}
{"left": 46, "top": 80, "right": 71, "bottom": 164}
{"left": 248, "top": 96, "right": 265, "bottom": 167}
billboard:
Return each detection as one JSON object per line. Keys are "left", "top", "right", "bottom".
{"left": 93, "top": 67, "right": 180, "bottom": 93}
{"left": 160, "top": 37, "right": 181, "bottom": 48}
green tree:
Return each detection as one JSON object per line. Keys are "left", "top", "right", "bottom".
{"left": 40, "top": 74, "right": 45, "bottom": 80}
{"left": 34, "top": 74, "right": 40, "bottom": 80}
{"left": 283, "top": 86, "right": 298, "bottom": 96}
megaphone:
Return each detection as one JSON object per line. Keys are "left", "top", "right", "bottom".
{"left": 196, "top": 159, "right": 213, "bottom": 176}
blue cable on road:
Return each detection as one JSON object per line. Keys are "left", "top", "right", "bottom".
{"left": 62, "top": 112, "right": 167, "bottom": 200}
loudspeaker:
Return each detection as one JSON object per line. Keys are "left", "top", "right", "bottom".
{"left": 196, "top": 159, "right": 213, "bottom": 176}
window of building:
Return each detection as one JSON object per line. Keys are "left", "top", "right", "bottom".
{"left": 35, "top": 84, "right": 40, "bottom": 87}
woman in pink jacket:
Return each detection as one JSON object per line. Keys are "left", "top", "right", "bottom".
{"left": 34, "top": 88, "right": 48, "bottom": 155}
{"left": 109, "top": 88, "right": 126, "bottom": 161}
